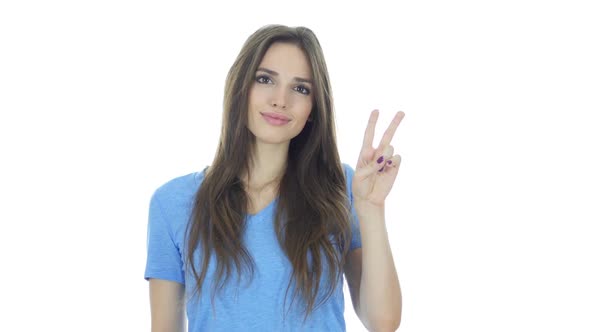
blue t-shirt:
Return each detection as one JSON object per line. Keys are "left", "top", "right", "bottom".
{"left": 144, "top": 163, "right": 362, "bottom": 331}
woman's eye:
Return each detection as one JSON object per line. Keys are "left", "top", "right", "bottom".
{"left": 256, "top": 75, "right": 310, "bottom": 95}
{"left": 296, "top": 86, "right": 310, "bottom": 95}
{"left": 255, "top": 75, "right": 271, "bottom": 84}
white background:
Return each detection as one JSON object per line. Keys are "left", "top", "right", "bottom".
{"left": 1, "top": 0, "right": 589, "bottom": 331}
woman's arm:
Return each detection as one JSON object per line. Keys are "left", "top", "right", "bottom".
{"left": 149, "top": 278, "right": 186, "bottom": 332}
{"left": 355, "top": 206, "right": 402, "bottom": 332}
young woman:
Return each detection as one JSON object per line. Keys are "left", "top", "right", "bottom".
{"left": 144, "top": 24, "right": 404, "bottom": 332}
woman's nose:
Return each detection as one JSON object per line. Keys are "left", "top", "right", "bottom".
{"left": 271, "top": 87, "right": 288, "bottom": 109}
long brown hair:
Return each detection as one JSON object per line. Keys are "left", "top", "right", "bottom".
{"left": 184, "top": 24, "right": 354, "bottom": 322}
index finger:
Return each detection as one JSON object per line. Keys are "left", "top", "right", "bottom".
{"left": 362, "top": 109, "right": 379, "bottom": 150}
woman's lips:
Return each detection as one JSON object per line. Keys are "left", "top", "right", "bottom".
{"left": 261, "top": 113, "right": 290, "bottom": 126}
{"left": 260, "top": 112, "right": 291, "bottom": 121}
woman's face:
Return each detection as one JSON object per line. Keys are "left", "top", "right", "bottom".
{"left": 247, "top": 42, "right": 314, "bottom": 145}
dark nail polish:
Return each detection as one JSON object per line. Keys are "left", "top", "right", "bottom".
{"left": 377, "top": 156, "right": 384, "bottom": 164}
{"left": 379, "top": 166, "right": 385, "bottom": 172}
{"left": 387, "top": 160, "right": 393, "bottom": 165}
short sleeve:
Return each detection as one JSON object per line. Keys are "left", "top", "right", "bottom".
{"left": 343, "top": 163, "right": 362, "bottom": 251}
{"left": 144, "top": 191, "right": 185, "bottom": 284}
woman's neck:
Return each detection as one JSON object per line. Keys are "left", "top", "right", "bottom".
{"left": 242, "top": 140, "right": 289, "bottom": 190}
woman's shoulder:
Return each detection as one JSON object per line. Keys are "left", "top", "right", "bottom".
{"left": 340, "top": 162, "right": 355, "bottom": 200}
{"left": 341, "top": 162, "right": 354, "bottom": 177}
{"left": 151, "top": 166, "right": 209, "bottom": 203}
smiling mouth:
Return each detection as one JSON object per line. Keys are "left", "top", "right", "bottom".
{"left": 261, "top": 113, "right": 291, "bottom": 126}
{"left": 260, "top": 112, "right": 291, "bottom": 121}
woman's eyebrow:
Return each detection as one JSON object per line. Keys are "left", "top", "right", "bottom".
{"left": 257, "top": 67, "right": 313, "bottom": 85}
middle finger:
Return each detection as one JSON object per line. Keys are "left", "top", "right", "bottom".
{"left": 377, "top": 111, "right": 405, "bottom": 151}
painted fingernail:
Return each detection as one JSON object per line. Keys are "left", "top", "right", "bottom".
{"left": 377, "top": 156, "right": 384, "bottom": 164}
{"left": 387, "top": 160, "right": 393, "bottom": 165}
{"left": 379, "top": 166, "right": 385, "bottom": 172}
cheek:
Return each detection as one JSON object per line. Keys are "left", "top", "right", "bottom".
{"left": 299, "top": 100, "right": 313, "bottom": 118}
{"left": 248, "top": 92, "right": 263, "bottom": 116}
{"left": 249, "top": 85, "right": 268, "bottom": 103}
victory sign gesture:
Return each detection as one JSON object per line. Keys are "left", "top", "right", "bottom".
{"left": 352, "top": 109, "right": 405, "bottom": 209}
